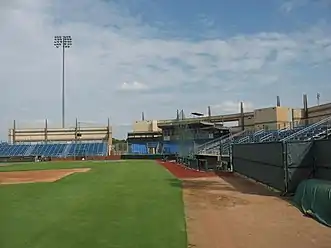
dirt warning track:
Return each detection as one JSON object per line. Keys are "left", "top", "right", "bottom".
{"left": 0, "top": 168, "right": 90, "bottom": 185}
{"left": 157, "top": 161, "right": 331, "bottom": 248}
{"left": 157, "top": 160, "right": 215, "bottom": 178}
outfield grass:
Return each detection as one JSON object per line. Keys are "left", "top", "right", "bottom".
{"left": 0, "top": 160, "right": 186, "bottom": 248}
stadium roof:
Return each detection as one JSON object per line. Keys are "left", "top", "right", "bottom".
{"left": 158, "top": 120, "right": 229, "bottom": 130}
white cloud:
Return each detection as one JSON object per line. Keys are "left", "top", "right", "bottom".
{"left": 0, "top": 0, "right": 330, "bottom": 138}
{"left": 119, "top": 81, "right": 148, "bottom": 91}
{"left": 281, "top": 1, "right": 296, "bottom": 13}
{"left": 280, "top": 0, "right": 331, "bottom": 13}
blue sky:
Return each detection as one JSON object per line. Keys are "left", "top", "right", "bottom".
{"left": 0, "top": 0, "right": 330, "bottom": 138}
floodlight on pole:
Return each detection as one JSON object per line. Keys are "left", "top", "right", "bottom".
{"left": 54, "top": 35, "right": 72, "bottom": 128}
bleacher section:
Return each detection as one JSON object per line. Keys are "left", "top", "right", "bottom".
{"left": 196, "top": 116, "right": 331, "bottom": 156}
{"left": 129, "top": 116, "right": 330, "bottom": 156}
{"left": 129, "top": 142, "right": 165, "bottom": 154}
{"left": 128, "top": 142, "right": 178, "bottom": 155}
{"left": 0, "top": 142, "right": 108, "bottom": 158}
{"left": 30, "top": 144, "right": 67, "bottom": 157}
{"left": 67, "top": 143, "right": 106, "bottom": 157}
{"left": 130, "top": 143, "right": 148, "bottom": 154}
{"left": 0, "top": 144, "right": 30, "bottom": 157}
{"left": 162, "top": 142, "right": 178, "bottom": 154}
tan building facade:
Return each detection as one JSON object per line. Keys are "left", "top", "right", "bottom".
{"left": 132, "top": 120, "right": 161, "bottom": 133}
{"left": 156, "top": 101, "right": 331, "bottom": 133}
{"left": 8, "top": 119, "right": 113, "bottom": 153}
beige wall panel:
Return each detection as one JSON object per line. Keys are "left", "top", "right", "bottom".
{"left": 133, "top": 121, "right": 151, "bottom": 132}
{"left": 9, "top": 126, "right": 111, "bottom": 143}
{"left": 133, "top": 120, "right": 161, "bottom": 132}
{"left": 254, "top": 107, "right": 277, "bottom": 124}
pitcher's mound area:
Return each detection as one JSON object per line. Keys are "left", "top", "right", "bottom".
{"left": 0, "top": 168, "right": 90, "bottom": 185}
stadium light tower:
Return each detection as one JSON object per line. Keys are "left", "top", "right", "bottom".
{"left": 54, "top": 35, "right": 72, "bottom": 128}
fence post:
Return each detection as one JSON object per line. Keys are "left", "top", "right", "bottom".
{"left": 230, "top": 143, "right": 233, "bottom": 172}
{"left": 282, "top": 141, "right": 289, "bottom": 194}
{"left": 312, "top": 140, "right": 317, "bottom": 178}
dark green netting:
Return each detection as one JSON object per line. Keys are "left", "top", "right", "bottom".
{"left": 293, "top": 179, "right": 331, "bottom": 227}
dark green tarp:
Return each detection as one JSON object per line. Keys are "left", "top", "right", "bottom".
{"left": 293, "top": 179, "right": 331, "bottom": 227}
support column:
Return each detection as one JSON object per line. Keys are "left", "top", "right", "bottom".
{"left": 75, "top": 118, "right": 78, "bottom": 141}
{"left": 277, "top": 96, "right": 281, "bottom": 107}
{"left": 303, "top": 94, "right": 309, "bottom": 125}
{"left": 45, "top": 119, "right": 48, "bottom": 142}
{"left": 107, "top": 117, "right": 112, "bottom": 155}
{"left": 240, "top": 102, "right": 244, "bottom": 131}
{"left": 13, "top": 120, "right": 16, "bottom": 144}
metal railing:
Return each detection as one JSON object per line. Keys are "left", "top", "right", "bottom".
{"left": 196, "top": 130, "right": 247, "bottom": 155}
{"left": 281, "top": 116, "right": 331, "bottom": 142}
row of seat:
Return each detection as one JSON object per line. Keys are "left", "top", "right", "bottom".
{"left": 198, "top": 118, "right": 331, "bottom": 155}
{"left": 129, "top": 142, "right": 179, "bottom": 154}
{"left": 130, "top": 144, "right": 148, "bottom": 154}
{"left": 0, "top": 142, "right": 108, "bottom": 157}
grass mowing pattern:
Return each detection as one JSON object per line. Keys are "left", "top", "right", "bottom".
{"left": 0, "top": 161, "right": 186, "bottom": 248}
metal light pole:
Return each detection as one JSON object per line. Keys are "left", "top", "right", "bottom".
{"left": 54, "top": 35, "right": 72, "bottom": 128}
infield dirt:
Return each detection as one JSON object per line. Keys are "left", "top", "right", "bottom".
{"left": 0, "top": 168, "right": 90, "bottom": 185}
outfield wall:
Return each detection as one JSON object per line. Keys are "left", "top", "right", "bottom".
{"left": 232, "top": 139, "right": 331, "bottom": 194}
{"left": 50, "top": 155, "right": 121, "bottom": 161}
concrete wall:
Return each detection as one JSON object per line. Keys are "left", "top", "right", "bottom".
{"left": 129, "top": 101, "right": 331, "bottom": 137}
{"left": 133, "top": 120, "right": 161, "bottom": 132}
{"left": 307, "top": 102, "right": 331, "bottom": 124}
{"left": 253, "top": 106, "right": 302, "bottom": 130}
{"left": 275, "top": 107, "right": 293, "bottom": 129}
{"left": 292, "top": 108, "right": 304, "bottom": 126}
{"left": 254, "top": 107, "right": 277, "bottom": 130}
{"left": 157, "top": 101, "right": 331, "bottom": 132}
{"left": 9, "top": 126, "right": 112, "bottom": 145}
{"left": 238, "top": 116, "right": 254, "bottom": 130}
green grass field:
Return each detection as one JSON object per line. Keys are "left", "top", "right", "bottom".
{"left": 0, "top": 161, "right": 187, "bottom": 248}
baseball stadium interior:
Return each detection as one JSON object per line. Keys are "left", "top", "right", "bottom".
{"left": 1, "top": 94, "right": 331, "bottom": 227}
{"left": 3, "top": 2, "right": 331, "bottom": 246}
{"left": 127, "top": 95, "right": 330, "bottom": 157}
{"left": 0, "top": 94, "right": 330, "bottom": 161}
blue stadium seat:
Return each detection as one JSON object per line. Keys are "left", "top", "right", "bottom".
{"left": 130, "top": 143, "right": 148, "bottom": 154}
{"left": 0, "top": 142, "right": 108, "bottom": 158}
{"left": 67, "top": 142, "right": 108, "bottom": 157}
{"left": 162, "top": 142, "right": 178, "bottom": 154}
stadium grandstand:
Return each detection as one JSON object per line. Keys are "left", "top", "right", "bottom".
{"left": 127, "top": 118, "right": 163, "bottom": 154}
{"left": 1, "top": 95, "right": 330, "bottom": 162}
{"left": 126, "top": 110, "right": 231, "bottom": 156}
{"left": 0, "top": 118, "right": 112, "bottom": 161}
{"left": 126, "top": 95, "right": 331, "bottom": 165}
